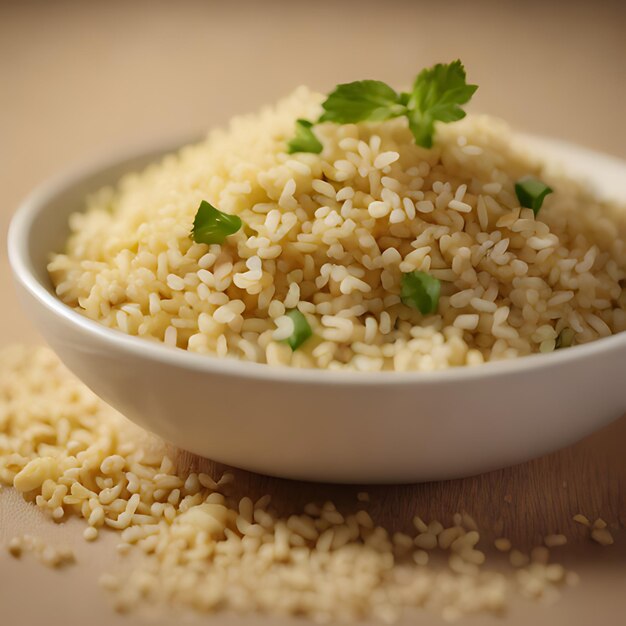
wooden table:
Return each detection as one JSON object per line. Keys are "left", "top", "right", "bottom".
{"left": 1, "top": 2, "right": 625, "bottom": 624}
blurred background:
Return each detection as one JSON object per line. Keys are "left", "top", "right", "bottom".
{"left": 2, "top": 2, "right": 625, "bottom": 182}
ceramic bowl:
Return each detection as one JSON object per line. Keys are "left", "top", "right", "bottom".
{"left": 8, "top": 136, "right": 626, "bottom": 483}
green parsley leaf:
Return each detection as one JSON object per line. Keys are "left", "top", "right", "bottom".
{"left": 400, "top": 271, "right": 441, "bottom": 315}
{"left": 555, "top": 328, "right": 575, "bottom": 349}
{"left": 287, "top": 119, "right": 323, "bottom": 154}
{"left": 191, "top": 200, "right": 242, "bottom": 245}
{"left": 515, "top": 176, "right": 553, "bottom": 215}
{"left": 319, "top": 80, "right": 406, "bottom": 123}
{"left": 283, "top": 309, "right": 313, "bottom": 351}
{"left": 316, "top": 61, "right": 477, "bottom": 149}
{"left": 406, "top": 60, "right": 478, "bottom": 148}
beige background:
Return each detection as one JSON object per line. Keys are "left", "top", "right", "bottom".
{"left": 1, "top": 1, "right": 625, "bottom": 625}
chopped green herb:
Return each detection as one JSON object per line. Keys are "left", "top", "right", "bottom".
{"left": 555, "top": 328, "right": 575, "bottom": 349}
{"left": 287, "top": 119, "right": 323, "bottom": 154}
{"left": 515, "top": 176, "right": 553, "bottom": 215}
{"left": 191, "top": 200, "right": 242, "bottom": 245}
{"left": 400, "top": 271, "right": 441, "bottom": 315}
{"left": 317, "top": 60, "right": 477, "bottom": 148}
{"left": 283, "top": 309, "right": 312, "bottom": 351}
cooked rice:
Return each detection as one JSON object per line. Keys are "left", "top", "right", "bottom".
{"left": 1, "top": 346, "right": 582, "bottom": 620}
{"left": 48, "top": 88, "right": 626, "bottom": 371}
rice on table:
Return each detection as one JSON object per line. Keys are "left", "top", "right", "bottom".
{"left": 0, "top": 345, "right": 585, "bottom": 621}
{"left": 48, "top": 85, "right": 626, "bottom": 371}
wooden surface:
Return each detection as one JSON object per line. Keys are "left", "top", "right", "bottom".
{"left": 1, "top": 1, "right": 625, "bottom": 624}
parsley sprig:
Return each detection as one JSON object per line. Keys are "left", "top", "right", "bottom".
{"left": 404, "top": 61, "right": 478, "bottom": 148}
{"left": 289, "top": 60, "right": 478, "bottom": 152}
{"left": 319, "top": 80, "right": 406, "bottom": 124}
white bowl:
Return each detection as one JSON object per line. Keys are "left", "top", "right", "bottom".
{"left": 7, "top": 136, "right": 626, "bottom": 483}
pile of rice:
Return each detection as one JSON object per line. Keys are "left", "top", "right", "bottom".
{"left": 48, "top": 88, "right": 626, "bottom": 371}
{"left": 2, "top": 346, "right": 584, "bottom": 622}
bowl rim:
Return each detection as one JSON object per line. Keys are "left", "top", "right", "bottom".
{"left": 7, "top": 134, "right": 626, "bottom": 386}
